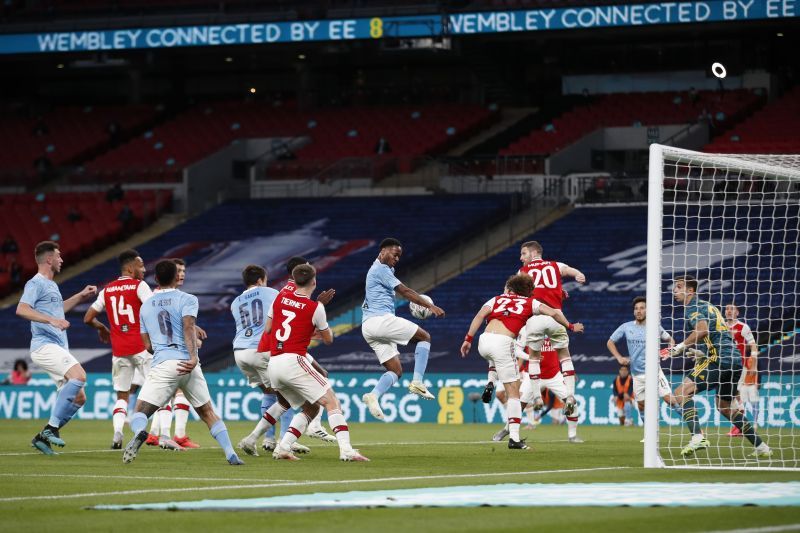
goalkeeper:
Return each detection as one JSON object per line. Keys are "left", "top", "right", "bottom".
{"left": 662, "top": 275, "right": 771, "bottom": 458}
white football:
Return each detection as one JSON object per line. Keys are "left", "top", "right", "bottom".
{"left": 409, "top": 294, "right": 434, "bottom": 320}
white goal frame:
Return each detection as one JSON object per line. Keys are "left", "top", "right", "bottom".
{"left": 644, "top": 143, "right": 800, "bottom": 470}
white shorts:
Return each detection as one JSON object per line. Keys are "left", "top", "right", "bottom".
{"left": 132, "top": 366, "right": 145, "bottom": 387}
{"left": 526, "top": 314, "right": 569, "bottom": 350}
{"left": 520, "top": 372, "right": 568, "bottom": 403}
{"left": 138, "top": 359, "right": 211, "bottom": 409}
{"left": 31, "top": 344, "right": 80, "bottom": 390}
{"left": 268, "top": 353, "right": 330, "bottom": 409}
{"left": 739, "top": 384, "right": 759, "bottom": 404}
{"left": 478, "top": 333, "right": 519, "bottom": 384}
{"left": 361, "top": 314, "right": 418, "bottom": 364}
{"left": 234, "top": 348, "right": 271, "bottom": 388}
{"left": 632, "top": 370, "right": 672, "bottom": 401}
{"left": 111, "top": 351, "right": 151, "bottom": 392}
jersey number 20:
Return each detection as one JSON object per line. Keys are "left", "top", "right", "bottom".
{"left": 528, "top": 265, "right": 558, "bottom": 289}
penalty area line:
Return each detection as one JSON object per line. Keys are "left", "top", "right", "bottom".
{"left": 0, "top": 466, "right": 628, "bottom": 503}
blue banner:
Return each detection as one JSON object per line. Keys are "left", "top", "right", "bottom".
{"left": 1, "top": 372, "right": 798, "bottom": 428}
{"left": 0, "top": 1, "right": 796, "bottom": 54}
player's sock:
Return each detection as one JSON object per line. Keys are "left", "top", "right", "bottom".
{"left": 507, "top": 398, "right": 522, "bottom": 442}
{"left": 149, "top": 410, "right": 159, "bottom": 434}
{"left": 730, "top": 411, "right": 763, "bottom": 448}
{"left": 209, "top": 420, "right": 235, "bottom": 459}
{"left": 328, "top": 409, "right": 353, "bottom": 453}
{"left": 49, "top": 379, "right": 85, "bottom": 428}
{"left": 278, "top": 412, "right": 311, "bottom": 451}
{"left": 248, "top": 402, "right": 287, "bottom": 440}
{"left": 412, "top": 341, "right": 431, "bottom": 382}
{"left": 681, "top": 398, "right": 702, "bottom": 436}
{"left": 173, "top": 399, "right": 190, "bottom": 439}
{"left": 567, "top": 416, "right": 578, "bottom": 439}
{"left": 112, "top": 399, "right": 127, "bottom": 435}
{"left": 130, "top": 412, "right": 148, "bottom": 435}
{"left": 261, "top": 393, "right": 276, "bottom": 417}
{"left": 561, "top": 359, "right": 576, "bottom": 397}
{"left": 280, "top": 408, "right": 294, "bottom": 439}
{"left": 127, "top": 393, "right": 137, "bottom": 415}
{"left": 751, "top": 403, "right": 760, "bottom": 429}
{"left": 371, "top": 370, "right": 398, "bottom": 398}
{"left": 262, "top": 394, "right": 277, "bottom": 439}
{"left": 529, "top": 362, "right": 542, "bottom": 402}
{"left": 159, "top": 405, "right": 173, "bottom": 438}
{"left": 487, "top": 367, "right": 498, "bottom": 383}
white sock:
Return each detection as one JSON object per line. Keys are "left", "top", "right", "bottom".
{"left": 112, "top": 399, "right": 127, "bottom": 435}
{"left": 529, "top": 360, "right": 542, "bottom": 402}
{"left": 507, "top": 398, "right": 522, "bottom": 441}
{"left": 278, "top": 412, "right": 310, "bottom": 451}
{"left": 159, "top": 405, "right": 173, "bottom": 438}
{"left": 250, "top": 402, "right": 288, "bottom": 440}
{"left": 173, "top": 393, "right": 190, "bottom": 438}
{"left": 149, "top": 411, "right": 159, "bottom": 434}
{"left": 561, "top": 359, "right": 576, "bottom": 397}
{"left": 567, "top": 416, "right": 578, "bottom": 438}
{"left": 328, "top": 409, "right": 353, "bottom": 454}
{"left": 487, "top": 367, "right": 498, "bottom": 383}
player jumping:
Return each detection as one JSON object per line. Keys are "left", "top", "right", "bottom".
{"left": 361, "top": 238, "right": 445, "bottom": 420}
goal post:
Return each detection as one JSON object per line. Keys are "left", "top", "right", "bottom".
{"left": 645, "top": 143, "right": 800, "bottom": 469}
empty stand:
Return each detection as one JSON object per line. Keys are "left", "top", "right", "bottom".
{"left": 502, "top": 90, "right": 762, "bottom": 156}
{"left": 0, "top": 105, "right": 157, "bottom": 185}
{"left": 0, "top": 189, "right": 172, "bottom": 297}
{"left": 84, "top": 102, "right": 495, "bottom": 181}
{"left": 705, "top": 86, "right": 800, "bottom": 154}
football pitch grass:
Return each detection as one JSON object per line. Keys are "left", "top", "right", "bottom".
{"left": 1, "top": 420, "right": 799, "bottom": 532}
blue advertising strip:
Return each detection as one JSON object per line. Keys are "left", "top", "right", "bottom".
{"left": 2, "top": 372, "right": 798, "bottom": 427}
{"left": 0, "top": 1, "right": 796, "bottom": 54}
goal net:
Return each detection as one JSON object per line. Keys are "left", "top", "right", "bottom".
{"left": 644, "top": 143, "right": 800, "bottom": 469}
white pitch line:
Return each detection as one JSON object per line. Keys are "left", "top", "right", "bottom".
{"left": 0, "top": 473, "right": 293, "bottom": 483}
{"left": 0, "top": 440, "right": 573, "bottom": 457}
{"left": 0, "top": 466, "right": 627, "bottom": 503}
{"left": 702, "top": 525, "right": 800, "bottom": 533}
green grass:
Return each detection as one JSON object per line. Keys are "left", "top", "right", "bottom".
{"left": 1, "top": 420, "right": 798, "bottom": 532}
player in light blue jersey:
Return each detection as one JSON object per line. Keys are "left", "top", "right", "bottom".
{"left": 16, "top": 241, "right": 98, "bottom": 455}
{"left": 361, "top": 238, "right": 445, "bottom": 420}
{"left": 607, "top": 296, "right": 677, "bottom": 436}
{"left": 230, "top": 264, "right": 282, "bottom": 455}
{"left": 122, "top": 260, "right": 243, "bottom": 465}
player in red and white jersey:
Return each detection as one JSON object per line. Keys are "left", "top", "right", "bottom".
{"left": 492, "top": 340, "right": 583, "bottom": 444}
{"left": 518, "top": 240, "right": 586, "bottom": 416}
{"left": 251, "top": 256, "right": 336, "bottom": 451}
{"left": 266, "top": 264, "right": 368, "bottom": 462}
{"left": 461, "top": 274, "right": 582, "bottom": 450}
{"left": 83, "top": 249, "right": 153, "bottom": 449}
{"left": 725, "top": 303, "right": 760, "bottom": 434}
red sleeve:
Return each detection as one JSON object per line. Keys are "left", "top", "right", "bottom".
{"left": 257, "top": 329, "right": 272, "bottom": 353}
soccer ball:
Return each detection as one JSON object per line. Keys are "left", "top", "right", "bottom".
{"left": 409, "top": 295, "right": 434, "bottom": 320}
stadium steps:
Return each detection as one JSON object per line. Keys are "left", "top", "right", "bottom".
{"left": 446, "top": 107, "right": 536, "bottom": 157}
{"left": 0, "top": 212, "right": 185, "bottom": 310}
{"left": 464, "top": 96, "right": 585, "bottom": 157}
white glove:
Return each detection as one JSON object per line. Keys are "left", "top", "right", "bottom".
{"left": 668, "top": 343, "right": 686, "bottom": 357}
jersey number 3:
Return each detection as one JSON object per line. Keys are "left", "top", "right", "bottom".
{"left": 274, "top": 310, "right": 297, "bottom": 342}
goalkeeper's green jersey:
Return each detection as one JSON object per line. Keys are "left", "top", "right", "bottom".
{"left": 684, "top": 296, "right": 741, "bottom": 369}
